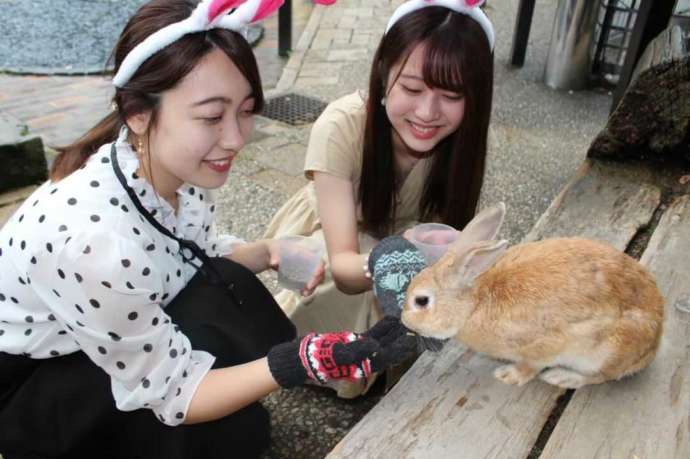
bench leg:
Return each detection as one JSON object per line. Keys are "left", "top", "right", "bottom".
{"left": 510, "top": 0, "right": 537, "bottom": 67}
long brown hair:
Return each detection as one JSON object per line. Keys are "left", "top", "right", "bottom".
{"left": 359, "top": 6, "right": 494, "bottom": 238}
{"left": 50, "top": 0, "right": 264, "bottom": 181}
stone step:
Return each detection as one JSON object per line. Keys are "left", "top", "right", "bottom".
{"left": 0, "top": 111, "right": 47, "bottom": 193}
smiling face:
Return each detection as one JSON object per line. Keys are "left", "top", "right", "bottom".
{"left": 134, "top": 47, "right": 256, "bottom": 198}
{"left": 385, "top": 42, "right": 466, "bottom": 158}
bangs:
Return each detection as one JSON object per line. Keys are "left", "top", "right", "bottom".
{"left": 421, "top": 34, "right": 465, "bottom": 93}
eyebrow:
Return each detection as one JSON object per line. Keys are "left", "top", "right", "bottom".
{"left": 399, "top": 73, "right": 424, "bottom": 81}
{"left": 190, "top": 94, "right": 254, "bottom": 107}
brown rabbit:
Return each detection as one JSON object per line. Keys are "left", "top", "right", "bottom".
{"left": 401, "top": 203, "right": 665, "bottom": 389}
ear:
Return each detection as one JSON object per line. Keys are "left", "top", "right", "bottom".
{"left": 449, "top": 202, "right": 506, "bottom": 257}
{"left": 126, "top": 111, "right": 152, "bottom": 137}
{"left": 439, "top": 239, "right": 508, "bottom": 289}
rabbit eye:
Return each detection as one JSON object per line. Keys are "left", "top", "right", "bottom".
{"left": 414, "top": 295, "right": 430, "bottom": 308}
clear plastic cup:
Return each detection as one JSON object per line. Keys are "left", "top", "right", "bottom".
{"left": 277, "top": 236, "right": 324, "bottom": 292}
{"left": 409, "top": 223, "right": 458, "bottom": 265}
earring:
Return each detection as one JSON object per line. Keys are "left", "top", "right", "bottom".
{"left": 137, "top": 137, "right": 145, "bottom": 156}
{"left": 381, "top": 97, "right": 386, "bottom": 107}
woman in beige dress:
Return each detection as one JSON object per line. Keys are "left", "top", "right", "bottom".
{"left": 265, "top": 0, "right": 495, "bottom": 397}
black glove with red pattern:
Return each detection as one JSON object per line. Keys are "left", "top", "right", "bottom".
{"left": 267, "top": 331, "right": 380, "bottom": 389}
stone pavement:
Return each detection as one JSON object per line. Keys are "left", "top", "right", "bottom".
{"left": 0, "top": 0, "right": 615, "bottom": 457}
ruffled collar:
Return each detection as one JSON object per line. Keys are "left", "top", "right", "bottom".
{"left": 111, "top": 127, "right": 208, "bottom": 238}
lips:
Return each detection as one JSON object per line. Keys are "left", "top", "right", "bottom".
{"left": 407, "top": 120, "right": 440, "bottom": 140}
{"left": 204, "top": 157, "right": 233, "bottom": 173}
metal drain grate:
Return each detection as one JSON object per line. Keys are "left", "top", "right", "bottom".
{"left": 261, "top": 93, "right": 328, "bottom": 125}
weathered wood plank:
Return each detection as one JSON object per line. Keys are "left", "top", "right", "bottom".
{"left": 327, "top": 160, "right": 662, "bottom": 459}
{"left": 525, "top": 159, "right": 661, "bottom": 245}
{"left": 540, "top": 195, "right": 690, "bottom": 459}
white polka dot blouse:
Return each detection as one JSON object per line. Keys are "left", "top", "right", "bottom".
{"left": 0, "top": 128, "right": 244, "bottom": 426}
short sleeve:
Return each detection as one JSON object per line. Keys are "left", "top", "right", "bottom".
{"left": 304, "top": 93, "right": 366, "bottom": 181}
{"left": 27, "top": 231, "right": 215, "bottom": 426}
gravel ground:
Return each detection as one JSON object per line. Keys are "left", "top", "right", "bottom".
{"left": 0, "top": 0, "right": 262, "bottom": 75}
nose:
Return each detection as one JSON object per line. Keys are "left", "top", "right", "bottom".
{"left": 219, "top": 116, "right": 246, "bottom": 152}
{"left": 415, "top": 93, "right": 441, "bottom": 122}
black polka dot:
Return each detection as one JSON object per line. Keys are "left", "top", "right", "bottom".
{"left": 181, "top": 348, "right": 187, "bottom": 355}
{"left": 10, "top": 297, "right": 19, "bottom": 304}
{"left": 30, "top": 256, "right": 37, "bottom": 264}
{"left": 74, "top": 273, "right": 83, "bottom": 283}
{"left": 189, "top": 188, "right": 195, "bottom": 195}
{"left": 150, "top": 209, "right": 157, "bottom": 217}
{"left": 142, "top": 378, "right": 150, "bottom": 389}
{"left": 183, "top": 370, "right": 188, "bottom": 378}
{"left": 46, "top": 242, "right": 53, "bottom": 253}
{"left": 108, "top": 332, "right": 121, "bottom": 341}
{"left": 149, "top": 293, "right": 157, "bottom": 301}
{"left": 176, "top": 387, "right": 182, "bottom": 396}
{"left": 50, "top": 350, "right": 60, "bottom": 356}
{"left": 161, "top": 293, "right": 169, "bottom": 301}
{"left": 152, "top": 317, "right": 159, "bottom": 326}
{"left": 75, "top": 304, "right": 84, "bottom": 314}
{"left": 0, "top": 329, "right": 4, "bottom": 336}
{"left": 146, "top": 244, "right": 155, "bottom": 251}
{"left": 176, "top": 269, "right": 181, "bottom": 277}
{"left": 83, "top": 245, "right": 91, "bottom": 254}
{"left": 67, "top": 198, "right": 77, "bottom": 205}
{"left": 89, "top": 299, "right": 100, "bottom": 308}
{"left": 142, "top": 267, "right": 150, "bottom": 276}
{"left": 48, "top": 314, "right": 56, "bottom": 321}
{"left": 139, "top": 189, "right": 146, "bottom": 197}
{"left": 101, "top": 281, "right": 112, "bottom": 288}
{"left": 0, "top": 293, "right": 5, "bottom": 301}
{"left": 132, "top": 227, "right": 140, "bottom": 235}
{"left": 18, "top": 277, "right": 26, "bottom": 285}
{"left": 98, "top": 346, "right": 107, "bottom": 355}
{"left": 101, "top": 156, "right": 110, "bottom": 164}
{"left": 57, "top": 269, "right": 65, "bottom": 279}
{"left": 75, "top": 321, "right": 84, "bottom": 328}
{"left": 90, "top": 180, "right": 100, "bottom": 188}
{"left": 176, "top": 412, "right": 184, "bottom": 419}
{"left": 90, "top": 215, "right": 101, "bottom": 222}
{"left": 18, "top": 214, "right": 24, "bottom": 222}
{"left": 24, "top": 329, "right": 32, "bottom": 336}
{"left": 210, "top": 205, "right": 215, "bottom": 213}
{"left": 165, "top": 274, "right": 170, "bottom": 282}
{"left": 32, "top": 200, "right": 39, "bottom": 207}
{"left": 58, "top": 225, "right": 68, "bottom": 232}
{"left": 165, "top": 376, "right": 171, "bottom": 384}
{"left": 128, "top": 312, "right": 138, "bottom": 320}
{"left": 109, "top": 197, "right": 119, "bottom": 206}
{"left": 126, "top": 281, "right": 135, "bottom": 289}
{"left": 8, "top": 238, "right": 12, "bottom": 246}
{"left": 199, "top": 194, "right": 204, "bottom": 201}
{"left": 121, "top": 259, "right": 131, "bottom": 268}
{"left": 57, "top": 330, "right": 67, "bottom": 335}
{"left": 116, "top": 361, "right": 126, "bottom": 370}
{"left": 65, "top": 237, "right": 72, "bottom": 245}
{"left": 66, "top": 323, "right": 74, "bottom": 331}
{"left": 20, "top": 240, "right": 26, "bottom": 250}
{"left": 143, "top": 343, "right": 153, "bottom": 352}
{"left": 169, "top": 349, "right": 178, "bottom": 358}
{"left": 121, "top": 204, "right": 129, "bottom": 213}
{"left": 25, "top": 315, "right": 33, "bottom": 323}
{"left": 52, "top": 289, "right": 61, "bottom": 297}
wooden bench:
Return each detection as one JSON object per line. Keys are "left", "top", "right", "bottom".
{"left": 327, "top": 44, "right": 690, "bottom": 459}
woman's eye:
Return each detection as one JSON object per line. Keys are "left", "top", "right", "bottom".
{"left": 201, "top": 115, "right": 223, "bottom": 124}
{"left": 444, "top": 93, "right": 464, "bottom": 101}
{"left": 401, "top": 85, "right": 422, "bottom": 94}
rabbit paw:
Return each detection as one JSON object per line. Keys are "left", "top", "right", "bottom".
{"left": 539, "top": 368, "right": 588, "bottom": 389}
{"left": 493, "top": 363, "right": 538, "bottom": 386}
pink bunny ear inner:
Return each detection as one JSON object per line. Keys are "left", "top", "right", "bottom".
{"left": 465, "top": 0, "right": 485, "bottom": 7}
{"left": 208, "top": 0, "right": 248, "bottom": 23}
{"left": 251, "top": 0, "right": 285, "bottom": 22}
{"left": 313, "top": 0, "right": 338, "bottom": 4}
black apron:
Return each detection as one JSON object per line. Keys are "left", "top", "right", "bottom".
{"left": 0, "top": 145, "right": 296, "bottom": 459}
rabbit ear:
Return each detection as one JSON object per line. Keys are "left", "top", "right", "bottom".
{"left": 450, "top": 202, "right": 506, "bottom": 257}
{"left": 440, "top": 239, "right": 508, "bottom": 288}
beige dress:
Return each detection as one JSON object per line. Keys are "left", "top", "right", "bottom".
{"left": 264, "top": 92, "right": 431, "bottom": 396}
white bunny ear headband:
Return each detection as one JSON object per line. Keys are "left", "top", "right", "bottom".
{"left": 113, "top": 0, "right": 336, "bottom": 87}
{"left": 385, "top": 0, "right": 494, "bottom": 51}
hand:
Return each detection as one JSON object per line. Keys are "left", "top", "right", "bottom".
{"left": 363, "top": 316, "right": 419, "bottom": 372}
{"left": 266, "top": 239, "right": 325, "bottom": 297}
{"left": 267, "top": 331, "right": 380, "bottom": 388}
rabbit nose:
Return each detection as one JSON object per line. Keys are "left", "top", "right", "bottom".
{"left": 414, "top": 295, "right": 430, "bottom": 308}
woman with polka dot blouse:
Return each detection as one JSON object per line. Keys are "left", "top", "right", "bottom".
{"left": 0, "top": 1, "right": 416, "bottom": 458}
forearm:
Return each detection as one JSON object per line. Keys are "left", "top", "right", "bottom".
{"left": 226, "top": 240, "right": 271, "bottom": 273}
{"left": 184, "top": 358, "right": 279, "bottom": 424}
{"left": 330, "top": 251, "right": 372, "bottom": 295}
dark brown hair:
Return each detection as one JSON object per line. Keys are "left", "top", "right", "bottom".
{"left": 50, "top": 0, "right": 264, "bottom": 180}
{"left": 359, "top": 6, "right": 494, "bottom": 238}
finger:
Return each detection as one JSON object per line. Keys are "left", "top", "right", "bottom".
{"left": 332, "top": 339, "right": 379, "bottom": 365}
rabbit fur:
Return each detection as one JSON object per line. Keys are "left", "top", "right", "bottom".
{"left": 401, "top": 203, "right": 664, "bottom": 389}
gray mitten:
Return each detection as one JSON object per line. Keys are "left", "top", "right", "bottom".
{"left": 368, "top": 236, "right": 427, "bottom": 318}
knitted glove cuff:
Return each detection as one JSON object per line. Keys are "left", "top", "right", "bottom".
{"left": 300, "top": 332, "right": 373, "bottom": 384}
{"left": 267, "top": 340, "right": 306, "bottom": 389}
